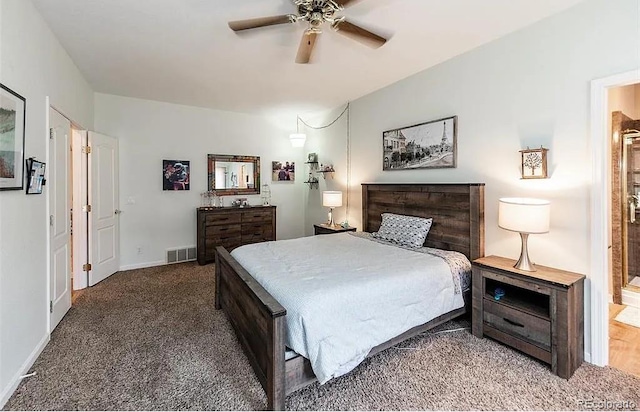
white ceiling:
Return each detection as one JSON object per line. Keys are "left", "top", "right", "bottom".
{"left": 32, "top": 0, "right": 585, "bottom": 116}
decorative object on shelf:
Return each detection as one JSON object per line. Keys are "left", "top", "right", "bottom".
{"left": 163, "top": 160, "right": 190, "bottom": 191}
{"left": 498, "top": 197, "right": 550, "bottom": 272}
{"left": 25, "top": 158, "right": 46, "bottom": 195}
{"left": 200, "top": 191, "right": 221, "bottom": 208}
{"left": 319, "top": 164, "right": 335, "bottom": 178}
{"left": 231, "top": 198, "right": 249, "bottom": 207}
{"left": 261, "top": 184, "right": 271, "bottom": 206}
{"left": 0, "top": 83, "right": 26, "bottom": 191}
{"left": 208, "top": 154, "right": 260, "bottom": 196}
{"left": 322, "top": 190, "right": 343, "bottom": 227}
{"left": 306, "top": 152, "right": 318, "bottom": 164}
{"left": 272, "top": 160, "right": 295, "bottom": 182}
{"left": 304, "top": 175, "right": 319, "bottom": 189}
{"left": 520, "top": 146, "right": 548, "bottom": 179}
{"left": 383, "top": 115, "right": 457, "bottom": 171}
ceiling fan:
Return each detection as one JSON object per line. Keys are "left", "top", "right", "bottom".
{"left": 228, "top": 0, "right": 387, "bottom": 64}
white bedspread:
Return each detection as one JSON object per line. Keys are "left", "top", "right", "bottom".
{"left": 230, "top": 232, "right": 465, "bottom": 384}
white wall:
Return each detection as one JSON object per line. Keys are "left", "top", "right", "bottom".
{"left": 318, "top": 0, "right": 639, "bottom": 359}
{"left": 300, "top": 106, "right": 350, "bottom": 236}
{"left": 94, "top": 93, "right": 306, "bottom": 270}
{"left": 0, "top": 0, "right": 94, "bottom": 406}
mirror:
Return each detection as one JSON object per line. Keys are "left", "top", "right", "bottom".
{"left": 207, "top": 154, "right": 261, "bottom": 196}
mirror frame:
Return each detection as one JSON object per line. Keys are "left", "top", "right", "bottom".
{"left": 207, "top": 154, "right": 261, "bottom": 196}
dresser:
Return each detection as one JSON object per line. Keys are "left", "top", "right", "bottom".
{"left": 197, "top": 206, "right": 276, "bottom": 265}
{"left": 472, "top": 255, "right": 585, "bottom": 379}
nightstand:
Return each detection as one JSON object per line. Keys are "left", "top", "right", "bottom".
{"left": 472, "top": 255, "right": 585, "bottom": 379}
{"left": 313, "top": 224, "right": 356, "bottom": 235}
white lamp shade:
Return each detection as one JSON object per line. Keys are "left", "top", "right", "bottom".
{"left": 322, "top": 191, "right": 343, "bottom": 208}
{"left": 289, "top": 133, "right": 306, "bottom": 147}
{"left": 499, "top": 197, "right": 550, "bottom": 234}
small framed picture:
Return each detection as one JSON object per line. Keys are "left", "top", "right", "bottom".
{"left": 520, "top": 147, "right": 548, "bottom": 179}
{"left": 272, "top": 161, "right": 295, "bottom": 182}
{"left": 25, "top": 158, "right": 46, "bottom": 194}
{"left": 163, "top": 160, "right": 190, "bottom": 190}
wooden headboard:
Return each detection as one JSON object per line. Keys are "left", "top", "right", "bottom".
{"left": 362, "top": 183, "right": 485, "bottom": 261}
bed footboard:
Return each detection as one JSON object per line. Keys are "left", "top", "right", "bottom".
{"left": 215, "top": 246, "right": 287, "bottom": 410}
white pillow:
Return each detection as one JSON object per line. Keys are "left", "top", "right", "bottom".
{"left": 371, "top": 213, "right": 433, "bottom": 248}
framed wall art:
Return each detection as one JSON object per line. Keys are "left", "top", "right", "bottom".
{"left": 383, "top": 115, "right": 457, "bottom": 170}
{"left": 25, "top": 158, "right": 46, "bottom": 195}
{"left": 520, "top": 147, "right": 548, "bottom": 179}
{"left": 163, "top": 160, "right": 190, "bottom": 190}
{"left": 0, "top": 83, "right": 26, "bottom": 190}
{"left": 272, "top": 161, "right": 295, "bottom": 182}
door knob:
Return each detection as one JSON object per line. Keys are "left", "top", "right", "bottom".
{"left": 115, "top": 209, "right": 122, "bottom": 215}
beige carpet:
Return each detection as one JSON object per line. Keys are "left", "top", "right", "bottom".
{"left": 4, "top": 262, "right": 640, "bottom": 411}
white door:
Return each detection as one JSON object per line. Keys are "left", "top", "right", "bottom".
{"left": 49, "top": 108, "right": 72, "bottom": 330}
{"left": 88, "top": 132, "right": 120, "bottom": 286}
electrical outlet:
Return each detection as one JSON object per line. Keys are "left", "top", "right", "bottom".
{"left": 137, "top": 247, "right": 143, "bottom": 255}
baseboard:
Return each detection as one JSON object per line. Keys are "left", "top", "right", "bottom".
{"left": 0, "top": 333, "right": 50, "bottom": 409}
{"left": 621, "top": 288, "right": 640, "bottom": 308}
{"left": 119, "top": 260, "right": 166, "bottom": 271}
{"left": 118, "top": 258, "right": 196, "bottom": 272}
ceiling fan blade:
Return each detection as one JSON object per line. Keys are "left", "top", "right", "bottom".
{"left": 334, "top": 0, "right": 362, "bottom": 8}
{"left": 332, "top": 19, "right": 386, "bottom": 48}
{"left": 295, "top": 31, "right": 318, "bottom": 64}
{"left": 228, "top": 15, "right": 294, "bottom": 31}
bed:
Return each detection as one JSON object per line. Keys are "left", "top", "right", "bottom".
{"left": 215, "top": 183, "right": 485, "bottom": 410}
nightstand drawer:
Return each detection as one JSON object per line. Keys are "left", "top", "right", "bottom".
{"left": 483, "top": 298, "right": 551, "bottom": 350}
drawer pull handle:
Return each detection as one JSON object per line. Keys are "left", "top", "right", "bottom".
{"left": 503, "top": 318, "right": 525, "bottom": 328}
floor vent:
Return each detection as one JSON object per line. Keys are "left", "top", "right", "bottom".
{"left": 167, "top": 247, "right": 197, "bottom": 264}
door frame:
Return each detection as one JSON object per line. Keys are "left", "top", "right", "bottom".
{"left": 71, "top": 128, "right": 89, "bottom": 290}
{"left": 46, "top": 98, "right": 88, "bottom": 332}
{"left": 590, "top": 69, "right": 640, "bottom": 366}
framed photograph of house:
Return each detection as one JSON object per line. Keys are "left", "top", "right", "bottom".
{"left": 0, "top": 83, "right": 26, "bottom": 190}
{"left": 520, "top": 147, "right": 548, "bottom": 179}
{"left": 272, "top": 161, "right": 295, "bottom": 182}
{"left": 163, "top": 160, "right": 190, "bottom": 190}
{"left": 383, "top": 116, "right": 457, "bottom": 170}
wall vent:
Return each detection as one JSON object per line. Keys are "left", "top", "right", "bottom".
{"left": 166, "top": 246, "right": 197, "bottom": 264}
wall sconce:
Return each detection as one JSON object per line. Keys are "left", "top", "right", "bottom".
{"left": 520, "top": 146, "right": 548, "bottom": 179}
{"left": 290, "top": 115, "right": 306, "bottom": 147}
{"left": 322, "top": 191, "right": 343, "bottom": 227}
{"left": 289, "top": 133, "right": 306, "bottom": 147}
{"left": 498, "top": 197, "right": 550, "bottom": 271}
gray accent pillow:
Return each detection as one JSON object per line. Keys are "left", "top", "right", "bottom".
{"left": 371, "top": 213, "right": 433, "bottom": 248}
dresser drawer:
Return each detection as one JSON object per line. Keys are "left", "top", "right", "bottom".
{"left": 206, "top": 235, "right": 242, "bottom": 250}
{"left": 205, "top": 212, "right": 241, "bottom": 225}
{"left": 483, "top": 298, "right": 551, "bottom": 349}
{"left": 242, "top": 209, "right": 272, "bottom": 223}
{"left": 206, "top": 225, "right": 241, "bottom": 237}
{"left": 242, "top": 222, "right": 272, "bottom": 235}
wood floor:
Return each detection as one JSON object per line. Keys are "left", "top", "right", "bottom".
{"left": 609, "top": 303, "right": 640, "bottom": 378}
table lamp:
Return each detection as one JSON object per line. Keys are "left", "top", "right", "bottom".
{"left": 322, "top": 191, "right": 343, "bottom": 227}
{"left": 498, "top": 197, "right": 550, "bottom": 272}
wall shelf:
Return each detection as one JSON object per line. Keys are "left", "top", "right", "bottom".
{"left": 304, "top": 177, "right": 319, "bottom": 189}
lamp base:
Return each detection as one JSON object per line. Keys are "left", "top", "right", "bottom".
{"left": 514, "top": 232, "right": 536, "bottom": 271}
{"left": 327, "top": 207, "right": 336, "bottom": 227}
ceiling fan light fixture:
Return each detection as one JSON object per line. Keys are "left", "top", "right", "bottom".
{"left": 289, "top": 133, "right": 307, "bottom": 147}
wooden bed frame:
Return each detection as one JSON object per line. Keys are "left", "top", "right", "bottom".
{"left": 215, "top": 183, "right": 485, "bottom": 410}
